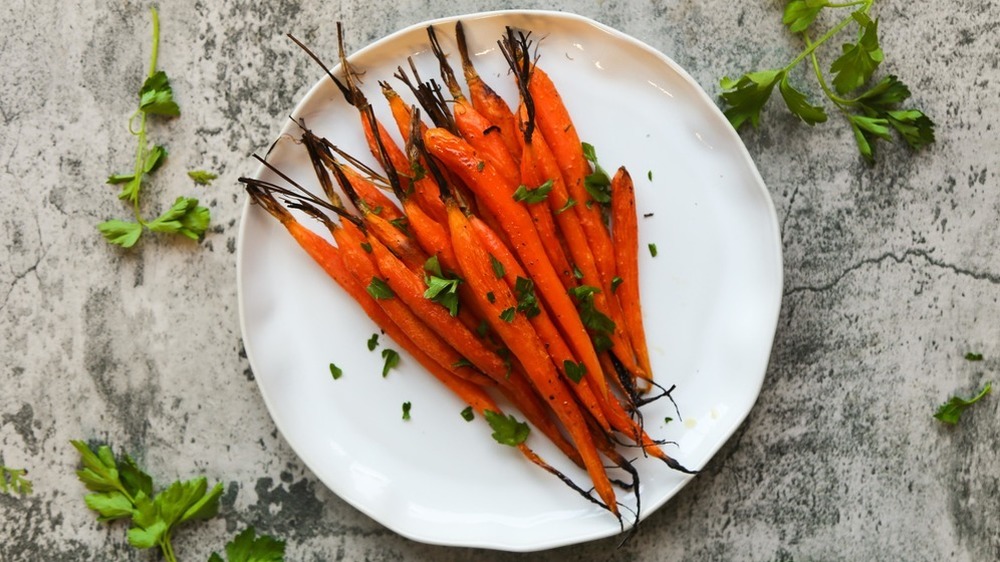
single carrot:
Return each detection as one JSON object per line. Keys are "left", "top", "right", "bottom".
{"left": 528, "top": 65, "right": 619, "bottom": 290}
{"left": 424, "top": 127, "right": 609, "bottom": 399}
{"left": 448, "top": 202, "right": 619, "bottom": 516}
{"left": 610, "top": 167, "right": 653, "bottom": 380}
{"left": 455, "top": 20, "right": 522, "bottom": 162}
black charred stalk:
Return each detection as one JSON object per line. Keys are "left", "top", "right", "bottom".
{"left": 286, "top": 32, "right": 355, "bottom": 106}
{"left": 498, "top": 26, "right": 536, "bottom": 143}
{"left": 360, "top": 104, "right": 406, "bottom": 201}
{"left": 244, "top": 183, "right": 293, "bottom": 223}
{"left": 394, "top": 59, "right": 457, "bottom": 134}
{"left": 609, "top": 352, "right": 641, "bottom": 413}
{"left": 454, "top": 21, "right": 477, "bottom": 79}
{"left": 426, "top": 25, "right": 465, "bottom": 100}
{"left": 240, "top": 175, "right": 363, "bottom": 229}
{"left": 404, "top": 106, "right": 453, "bottom": 203}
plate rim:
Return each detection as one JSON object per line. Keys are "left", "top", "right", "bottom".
{"left": 236, "top": 8, "right": 783, "bottom": 552}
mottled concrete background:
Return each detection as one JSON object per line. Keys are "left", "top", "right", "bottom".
{"left": 2, "top": 0, "right": 998, "bottom": 560}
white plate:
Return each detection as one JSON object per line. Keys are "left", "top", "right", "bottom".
{"left": 237, "top": 10, "right": 782, "bottom": 552}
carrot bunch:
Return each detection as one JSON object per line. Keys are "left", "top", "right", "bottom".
{"left": 242, "top": 22, "right": 691, "bottom": 527}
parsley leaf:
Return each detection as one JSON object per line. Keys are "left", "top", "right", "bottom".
{"left": 568, "top": 285, "right": 616, "bottom": 345}
{"left": 934, "top": 382, "right": 992, "bottom": 425}
{"left": 366, "top": 277, "right": 395, "bottom": 300}
{"left": 513, "top": 179, "right": 554, "bottom": 204}
{"left": 610, "top": 276, "right": 623, "bottom": 293}
{"left": 97, "top": 220, "right": 144, "bottom": 248}
{"left": 648, "top": 243, "right": 658, "bottom": 257}
{"left": 367, "top": 334, "right": 380, "bottom": 351}
{"left": 423, "top": 259, "right": 462, "bottom": 317}
{"left": 489, "top": 255, "right": 505, "bottom": 279}
{"left": 513, "top": 276, "right": 541, "bottom": 318}
{"left": 484, "top": 410, "right": 530, "bottom": 446}
{"left": 381, "top": 348, "right": 400, "bottom": 377}
{"left": 830, "top": 12, "right": 883, "bottom": 95}
{"left": 139, "top": 70, "right": 180, "bottom": 116}
{"left": 329, "top": 363, "right": 342, "bottom": 380}
{"left": 452, "top": 358, "right": 474, "bottom": 369}
{"left": 402, "top": 402, "right": 412, "bottom": 420}
{"left": 563, "top": 360, "right": 586, "bottom": 383}
{"left": 208, "top": 527, "right": 286, "bottom": 562}
{"left": 0, "top": 465, "right": 32, "bottom": 496}
{"left": 778, "top": 74, "right": 827, "bottom": 125}
{"left": 145, "top": 197, "right": 211, "bottom": 241}
{"left": 187, "top": 170, "right": 217, "bottom": 185}
{"left": 461, "top": 406, "right": 475, "bottom": 421}
{"left": 720, "top": 69, "right": 784, "bottom": 130}
{"left": 965, "top": 352, "right": 984, "bottom": 361}
{"left": 581, "top": 142, "right": 612, "bottom": 204}
{"left": 499, "top": 307, "right": 516, "bottom": 323}
{"left": 783, "top": 0, "right": 826, "bottom": 33}
{"left": 555, "top": 197, "right": 577, "bottom": 215}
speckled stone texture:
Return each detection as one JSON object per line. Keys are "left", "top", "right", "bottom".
{"left": 1, "top": 0, "right": 997, "bottom": 560}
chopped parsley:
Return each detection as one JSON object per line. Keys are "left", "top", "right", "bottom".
{"left": 512, "top": 179, "right": 554, "bottom": 204}
{"left": 381, "top": 349, "right": 400, "bottom": 377}
{"left": 401, "top": 402, "right": 412, "bottom": 420}
{"left": 514, "top": 276, "right": 541, "bottom": 318}
{"left": 648, "top": 243, "right": 658, "bottom": 257}
{"left": 329, "top": 363, "right": 342, "bottom": 380}
{"left": 490, "top": 255, "right": 505, "bottom": 279}
{"left": 484, "top": 410, "right": 530, "bottom": 446}
{"left": 499, "top": 307, "right": 516, "bottom": 323}
{"left": 366, "top": 277, "right": 395, "bottom": 300}
{"left": 460, "top": 406, "right": 475, "bottom": 421}
{"left": 934, "top": 382, "right": 991, "bottom": 425}
{"left": 366, "top": 334, "right": 380, "bottom": 351}
{"left": 563, "top": 360, "right": 586, "bottom": 383}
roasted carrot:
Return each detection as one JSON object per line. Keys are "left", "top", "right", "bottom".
{"left": 610, "top": 167, "right": 653, "bottom": 380}
{"left": 424, "top": 127, "right": 609, "bottom": 399}
{"left": 447, "top": 202, "right": 619, "bottom": 516}
{"left": 455, "top": 20, "right": 522, "bottom": 162}
{"left": 470, "top": 215, "right": 611, "bottom": 433}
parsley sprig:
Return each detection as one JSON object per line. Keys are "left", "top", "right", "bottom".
{"left": 0, "top": 463, "right": 32, "bottom": 496}
{"left": 720, "top": 0, "right": 934, "bottom": 161}
{"left": 98, "top": 8, "right": 210, "bottom": 247}
{"left": 934, "top": 382, "right": 991, "bottom": 425}
{"left": 71, "top": 440, "right": 224, "bottom": 562}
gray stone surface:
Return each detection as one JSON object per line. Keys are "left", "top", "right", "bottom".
{"left": 1, "top": 0, "right": 998, "bottom": 560}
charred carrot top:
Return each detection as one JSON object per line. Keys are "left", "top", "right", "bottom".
{"left": 424, "top": 127, "right": 609, "bottom": 399}
{"left": 427, "top": 25, "right": 520, "bottom": 188}
{"left": 455, "top": 20, "right": 522, "bottom": 162}
{"left": 447, "top": 202, "right": 619, "bottom": 517}
{"left": 610, "top": 167, "right": 653, "bottom": 380}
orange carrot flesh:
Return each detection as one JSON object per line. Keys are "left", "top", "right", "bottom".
{"left": 469, "top": 215, "right": 611, "bottom": 433}
{"left": 361, "top": 113, "right": 448, "bottom": 224}
{"left": 528, "top": 67, "right": 618, "bottom": 289}
{"left": 333, "top": 223, "right": 495, "bottom": 387}
{"left": 522, "top": 108, "right": 646, "bottom": 380}
{"left": 455, "top": 21, "right": 522, "bottom": 162}
{"left": 363, "top": 212, "right": 426, "bottom": 272}
{"left": 610, "top": 167, "right": 653, "bottom": 379}
{"left": 454, "top": 99, "right": 520, "bottom": 188}
{"left": 447, "top": 203, "right": 619, "bottom": 515}
{"left": 424, "top": 127, "right": 609, "bottom": 399}
{"left": 338, "top": 164, "right": 405, "bottom": 222}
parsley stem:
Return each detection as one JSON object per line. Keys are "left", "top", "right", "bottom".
{"left": 782, "top": 0, "right": 874, "bottom": 73}
{"left": 128, "top": 7, "right": 162, "bottom": 224}
{"left": 806, "top": 37, "right": 850, "bottom": 108}
{"left": 160, "top": 534, "right": 178, "bottom": 562}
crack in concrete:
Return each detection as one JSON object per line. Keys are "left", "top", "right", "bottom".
{"left": 784, "top": 249, "right": 1000, "bottom": 296}
{"left": 780, "top": 184, "right": 801, "bottom": 243}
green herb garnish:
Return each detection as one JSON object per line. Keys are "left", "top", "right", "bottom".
{"left": 381, "top": 349, "right": 400, "bottom": 378}
{"left": 366, "top": 277, "right": 395, "bottom": 300}
{"left": 513, "top": 179, "right": 554, "bottom": 204}
{"left": 563, "top": 360, "right": 587, "bottom": 383}
{"left": 719, "top": 0, "right": 934, "bottom": 161}
{"left": 98, "top": 8, "right": 210, "bottom": 247}
{"left": 484, "top": 411, "right": 530, "bottom": 446}
{"left": 934, "top": 382, "right": 992, "bottom": 425}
